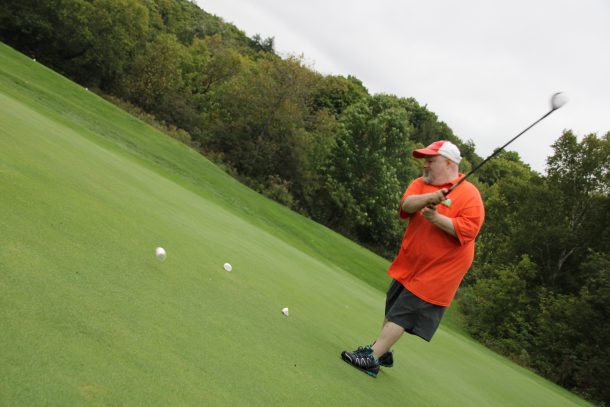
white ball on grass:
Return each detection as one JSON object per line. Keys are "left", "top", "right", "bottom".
{"left": 155, "top": 247, "right": 167, "bottom": 261}
{"left": 281, "top": 307, "right": 289, "bottom": 316}
{"left": 223, "top": 262, "right": 233, "bottom": 272}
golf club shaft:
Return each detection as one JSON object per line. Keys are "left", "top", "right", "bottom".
{"left": 447, "top": 107, "right": 558, "bottom": 194}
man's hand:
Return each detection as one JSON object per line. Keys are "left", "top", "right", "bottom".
{"left": 402, "top": 188, "right": 449, "bottom": 214}
{"left": 427, "top": 189, "right": 448, "bottom": 205}
{"left": 421, "top": 205, "right": 438, "bottom": 221}
{"left": 420, "top": 204, "right": 457, "bottom": 237}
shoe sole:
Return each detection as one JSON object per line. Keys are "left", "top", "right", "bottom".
{"left": 340, "top": 353, "right": 378, "bottom": 378}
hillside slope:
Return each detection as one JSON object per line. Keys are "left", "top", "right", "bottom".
{"left": 0, "top": 43, "right": 591, "bottom": 406}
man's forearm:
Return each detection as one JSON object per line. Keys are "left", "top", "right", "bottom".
{"left": 401, "top": 190, "right": 447, "bottom": 214}
{"left": 401, "top": 195, "right": 432, "bottom": 213}
{"left": 427, "top": 213, "right": 457, "bottom": 237}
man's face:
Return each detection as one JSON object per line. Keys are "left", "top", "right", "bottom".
{"left": 422, "top": 155, "right": 451, "bottom": 185}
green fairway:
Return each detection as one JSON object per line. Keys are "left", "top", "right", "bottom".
{"left": 0, "top": 42, "right": 592, "bottom": 406}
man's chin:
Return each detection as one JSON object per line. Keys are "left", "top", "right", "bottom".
{"left": 424, "top": 176, "right": 444, "bottom": 186}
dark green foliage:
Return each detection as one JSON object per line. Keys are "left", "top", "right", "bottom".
{"left": 313, "top": 95, "right": 420, "bottom": 255}
{"left": 250, "top": 34, "right": 275, "bottom": 53}
{"left": 461, "top": 132, "right": 610, "bottom": 405}
{"left": 202, "top": 56, "right": 320, "bottom": 187}
{"left": 534, "top": 254, "right": 610, "bottom": 402}
{"left": 461, "top": 256, "right": 539, "bottom": 362}
{"left": 86, "top": 0, "right": 150, "bottom": 87}
{"left": 476, "top": 150, "right": 532, "bottom": 186}
{"left": 122, "top": 33, "right": 186, "bottom": 108}
{"left": 0, "top": 0, "right": 150, "bottom": 88}
{"left": 392, "top": 97, "right": 481, "bottom": 168}
{"left": 145, "top": 0, "right": 261, "bottom": 52}
{"left": 311, "top": 75, "right": 369, "bottom": 116}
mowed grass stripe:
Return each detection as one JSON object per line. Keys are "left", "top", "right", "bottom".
{"left": 0, "top": 86, "right": 381, "bottom": 405}
{"left": 0, "top": 44, "right": 391, "bottom": 294}
{"left": 0, "top": 42, "right": 592, "bottom": 406}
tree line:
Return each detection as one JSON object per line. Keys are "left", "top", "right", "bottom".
{"left": 461, "top": 135, "right": 609, "bottom": 404}
{"left": 1, "top": 0, "right": 608, "bottom": 404}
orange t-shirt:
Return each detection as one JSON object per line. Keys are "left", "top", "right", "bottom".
{"left": 387, "top": 175, "right": 485, "bottom": 306}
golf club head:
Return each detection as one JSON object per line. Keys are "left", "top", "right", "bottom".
{"left": 551, "top": 92, "right": 568, "bottom": 110}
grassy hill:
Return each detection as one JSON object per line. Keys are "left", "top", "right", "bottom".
{"left": 0, "top": 42, "right": 592, "bottom": 406}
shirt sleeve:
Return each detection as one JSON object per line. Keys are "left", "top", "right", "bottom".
{"left": 399, "top": 178, "right": 423, "bottom": 219}
{"left": 452, "top": 194, "right": 485, "bottom": 245}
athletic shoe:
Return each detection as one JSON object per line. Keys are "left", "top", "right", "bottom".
{"left": 368, "top": 342, "right": 394, "bottom": 368}
{"left": 340, "top": 346, "right": 380, "bottom": 378}
{"left": 378, "top": 350, "right": 394, "bottom": 368}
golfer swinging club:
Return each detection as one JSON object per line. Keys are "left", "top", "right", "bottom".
{"left": 341, "top": 140, "right": 485, "bottom": 377}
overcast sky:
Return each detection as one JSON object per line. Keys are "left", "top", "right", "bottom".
{"left": 196, "top": 0, "right": 609, "bottom": 173}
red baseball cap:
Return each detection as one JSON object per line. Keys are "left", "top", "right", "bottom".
{"left": 412, "top": 140, "right": 462, "bottom": 164}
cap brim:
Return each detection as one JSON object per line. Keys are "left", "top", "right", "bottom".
{"left": 412, "top": 148, "right": 440, "bottom": 158}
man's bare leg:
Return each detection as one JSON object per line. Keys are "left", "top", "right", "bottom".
{"left": 371, "top": 320, "right": 404, "bottom": 359}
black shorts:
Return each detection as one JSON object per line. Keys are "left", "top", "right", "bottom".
{"left": 385, "top": 279, "right": 446, "bottom": 342}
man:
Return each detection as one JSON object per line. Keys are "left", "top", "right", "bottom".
{"left": 341, "top": 140, "right": 485, "bottom": 377}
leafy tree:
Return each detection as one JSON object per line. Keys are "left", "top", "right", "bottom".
{"left": 0, "top": 0, "right": 149, "bottom": 88}
{"left": 476, "top": 150, "right": 533, "bottom": 186}
{"left": 251, "top": 34, "right": 275, "bottom": 53}
{"left": 125, "top": 34, "right": 187, "bottom": 112}
{"left": 460, "top": 256, "right": 539, "bottom": 363}
{"left": 150, "top": 0, "right": 205, "bottom": 44}
{"left": 202, "top": 55, "right": 320, "bottom": 199}
{"left": 311, "top": 74, "right": 369, "bottom": 116}
{"left": 473, "top": 132, "right": 609, "bottom": 292}
{"left": 85, "top": 0, "right": 150, "bottom": 88}
{"left": 541, "top": 132, "right": 610, "bottom": 289}
{"left": 195, "top": 35, "right": 243, "bottom": 96}
{"left": 462, "top": 131, "right": 610, "bottom": 404}
{"left": 315, "top": 95, "right": 420, "bottom": 254}
{"left": 0, "top": 0, "right": 94, "bottom": 72}
{"left": 534, "top": 252, "right": 610, "bottom": 403}
{"left": 395, "top": 97, "right": 479, "bottom": 167}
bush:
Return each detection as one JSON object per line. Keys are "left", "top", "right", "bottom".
{"left": 261, "top": 175, "right": 295, "bottom": 208}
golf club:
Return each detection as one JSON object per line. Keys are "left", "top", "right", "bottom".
{"left": 446, "top": 92, "right": 568, "bottom": 195}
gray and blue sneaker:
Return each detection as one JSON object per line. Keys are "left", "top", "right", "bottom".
{"left": 369, "top": 341, "right": 394, "bottom": 367}
{"left": 340, "top": 346, "right": 380, "bottom": 378}
{"left": 378, "top": 350, "right": 394, "bottom": 367}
